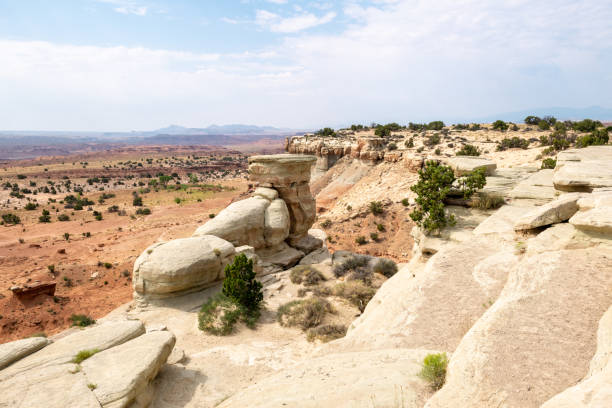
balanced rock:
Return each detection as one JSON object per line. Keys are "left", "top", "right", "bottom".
{"left": 133, "top": 235, "right": 235, "bottom": 299}
{"left": 193, "top": 197, "right": 269, "bottom": 248}
{"left": 249, "top": 154, "right": 317, "bottom": 243}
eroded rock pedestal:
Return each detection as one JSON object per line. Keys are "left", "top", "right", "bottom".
{"left": 249, "top": 154, "right": 317, "bottom": 245}
{"left": 134, "top": 153, "right": 321, "bottom": 300}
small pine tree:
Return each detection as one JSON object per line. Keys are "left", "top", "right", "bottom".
{"left": 222, "top": 254, "right": 263, "bottom": 313}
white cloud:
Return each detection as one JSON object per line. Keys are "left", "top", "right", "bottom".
{"left": 221, "top": 17, "right": 239, "bottom": 24}
{"left": 267, "top": 0, "right": 288, "bottom": 4}
{"left": 256, "top": 10, "right": 336, "bottom": 33}
{"left": 96, "top": 0, "right": 149, "bottom": 16}
{"left": 1, "top": 0, "right": 611, "bottom": 130}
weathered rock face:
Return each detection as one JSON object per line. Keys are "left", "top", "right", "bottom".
{"left": 553, "top": 146, "right": 612, "bottom": 191}
{"left": 133, "top": 235, "right": 236, "bottom": 299}
{"left": 569, "top": 191, "right": 612, "bottom": 234}
{"left": 0, "top": 336, "right": 50, "bottom": 370}
{"left": 0, "top": 320, "right": 175, "bottom": 408}
{"left": 426, "top": 249, "right": 612, "bottom": 408}
{"left": 513, "top": 193, "right": 581, "bottom": 230}
{"left": 193, "top": 197, "right": 270, "bottom": 248}
{"left": 540, "top": 306, "right": 612, "bottom": 408}
{"left": 248, "top": 154, "right": 317, "bottom": 243}
{"left": 263, "top": 199, "right": 290, "bottom": 247}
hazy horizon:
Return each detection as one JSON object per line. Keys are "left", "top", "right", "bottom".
{"left": 1, "top": 0, "right": 611, "bottom": 131}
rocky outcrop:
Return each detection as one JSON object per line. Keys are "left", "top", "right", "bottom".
{"left": 553, "top": 146, "right": 612, "bottom": 191}
{"left": 248, "top": 154, "right": 317, "bottom": 244}
{"left": 133, "top": 235, "right": 236, "bottom": 299}
{"left": 0, "top": 336, "right": 50, "bottom": 370}
{"left": 508, "top": 169, "right": 556, "bottom": 202}
{"left": 0, "top": 320, "right": 172, "bottom": 408}
{"left": 426, "top": 249, "right": 612, "bottom": 408}
{"left": 513, "top": 193, "right": 581, "bottom": 230}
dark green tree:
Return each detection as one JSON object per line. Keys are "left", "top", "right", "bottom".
{"left": 222, "top": 254, "right": 263, "bottom": 313}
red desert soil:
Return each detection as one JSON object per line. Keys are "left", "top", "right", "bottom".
{"left": 0, "top": 181, "right": 248, "bottom": 342}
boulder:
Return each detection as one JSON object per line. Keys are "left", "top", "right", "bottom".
{"left": 426, "top": 249, "right": 612, "bottom": 408}
{"left": 252, "top": 187, "right": 278, "bottom": 201}
{"left": 217, "top": 349, "right": 435, "bottom": 408}
{"left": 133, "top": 235, "right": 235, "bottom": 299}
{"left": 249, "top": 154, "right": 317, "bottom": 242}
{"left": 82, "top": 331, "right": 176, "bottom": 408}
{"left": 514, "top": 193, "right": 581, "bottom": 230}
{"left": 234, "top": 245, "right": 263, "bottom": 275}
{"left": 0, "top": 336, "right": 50, "bottom": 370}
{"left": 193, "top": 197, "right": 269, "bottom": 248}
{"left": 289, "top": 232, "right": 323, "bottom": 254}
{"left": 263, "top": 199, "right": 290, "bottom": 247}
{"left": 553, "top": 146, "right": 612, "bottom": 192}
{"left": 446, "top": 156, "right": 497, "bottom": 176}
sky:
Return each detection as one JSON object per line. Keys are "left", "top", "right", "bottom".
{"left": 0, "top": 0, "right": 611, "bottom": 131}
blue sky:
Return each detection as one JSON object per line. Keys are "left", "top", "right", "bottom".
{"left": 0, "top": 0, "right": 611, "bottom": 131}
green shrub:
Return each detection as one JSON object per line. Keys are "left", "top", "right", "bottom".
{"left": 132, "top": 196, "right": 143, "bottom": 206}
{"left": 198, "top": 293, "right": 256, "bottom": 335}
{"left": 333, "top": 255, "right": 369, "bottom": 278}
{"left": 573, "top": 119, "right": 602, "bottom": 132}
{"left": 277, "top": 297, "right": 333, "bottom": 330}
{"left": 24, "top": 202, "right": 38, "bottom": 210}
{"left": 63, "top": 232, "right": 70, "bottom": 241}
{"left": 456, "top": 144, "right": 480, "bottom": 156}
{"left": 39, "top": 209, "right": 51, "bottom": 223}
{"left": 470, "top": 192, "right": 505, "bottom": 210}
{"left": 369, "top": 201, "right": 383, "bottom": 215}
{"left": 405, "top": 138, "right": 414, "bottom": 148}
{"left": 411, "top": 162, "right": 486, "bottom": 233}
{"left": 388, "top": 142, "right": 397, "bottom": 150}
{"left": 537, "top": 120, "right": 550, "bottom": 130}
{"left": 376, "top": 223, "right": 385, "bottom": 232}
{"left": 315, "top": 127, "right": 336, "bottom": 137}
{"left": 355, "top": 236, "right": 367, "bottom": 245}
{"left": 469, "top": 123, "right": 481, "bottom": 131}
{"left": 524, "top": 115, "right": 541, "bottom": 125}
{"left": 369, "top": 232, "right": 379, "bottom": 241}
{"left": 58, "top": 214, "right": 70, "bottom": 222}
{"left": 409, "top": 161, "right": 456, "bottom": 233}
{"left": 72, "top": 348, "right": 100, "bottom": 364}
{"left": 541, "top": 158, "right": 557, "bottom": 169}
{"left": 222, "top": 254, "right": 263, "bottom": 313}
{"left": 70, "top": 314, "right": 95, "bottom": 327}
{"left": 290, "top": 265, "right": 325, "bottom": 286}
{"left": 401, "top": 198, "right": 409, "bottom": 206}
{"left": 2, "top": 213, "right": 21, "bottom": 225}
{"left": 418, "top": 352, "right": 448, "bottom": 390}
{"left": 497, "top": 137, "right": 529, "bottom": 151}
{"left": 332, "top": 281, "right": 376, "bottom": 312}
{"left": 135, "top": 207, "right": 151, "bottom": 215}
{"left": 492, "top": 120, "right": 508, "bottom": 131}
{"left": 174, "top": 197, "right": 181, "bottom": 204}
{"left": 425, "top": 133, "right": 441, "bottom": 146}
{"left": 306, "top": 324, "right": 347, "bottom": 342}
{"left": 373, "top": 258, "right": 398, "bottom": 277}
{"left": 320, "top": 219, "right": 332, "bottom": 228}
{"left": 576, "top": 128, "right": 609, "bottom": 148}
{"left": 427, "top": 121, "right": 445, "bottom": 131}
